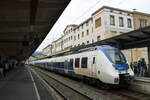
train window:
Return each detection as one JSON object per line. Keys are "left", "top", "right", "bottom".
{"left": 70, "top": 59, "right": 73, "bottom": 67}
{"left": 60, "top": 62, "right": 64, "bottom": 68}
{"left": 57, "top": 62, "right": 60, "bottom": 68}
{"left": 81, "top": 57, "right": 88, "bottom": 68}
{"left": 51, "top": 62, "right": 53, "bottom": 67}
{"left": 58, "top": 62, "right": 60, "bottom": 68}
{"left": 93, "top": 57, "right": 95, "bottom": 64}
{"left": 75, "top": 58, "right": 80, "bottom": 68}
{"left": 54, "top": 62, "right": 57, "bottom": 67}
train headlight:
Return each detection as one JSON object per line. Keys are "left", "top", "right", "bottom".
{"left": 114, "top": 78, "right": 119, "bottom": 83}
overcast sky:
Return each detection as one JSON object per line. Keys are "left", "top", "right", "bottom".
{"left": 36, "top": 0, "right": 150, "bottom": 52}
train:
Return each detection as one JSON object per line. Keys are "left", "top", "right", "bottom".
{"left": 29, "top": 45, "right": 134, "bottom": 87}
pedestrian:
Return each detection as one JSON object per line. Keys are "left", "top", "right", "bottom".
{"left": 0, "top": 61, "right": 4, "bottom": 77}
{"left": 5, "top": 61, "right": 9, "bottom": 71}
{"left": 137, "top": 60, "right": 141, "bottom": 76}
{"left": 140, "top": 58, "right": 147, "bottom": 77}
{"left": 133, "top": 62, "right": 138, "bottom": 76}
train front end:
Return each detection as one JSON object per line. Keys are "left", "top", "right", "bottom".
{"left": 99, "top": 46, "right": 134, "bottom": 85}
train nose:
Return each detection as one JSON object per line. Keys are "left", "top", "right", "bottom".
{"left": 119, "top": 74, "right": 134, "bottom": 83}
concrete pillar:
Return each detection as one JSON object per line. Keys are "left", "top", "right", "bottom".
{"left": 147, "top": 46, "right": 150, "bottom": 77}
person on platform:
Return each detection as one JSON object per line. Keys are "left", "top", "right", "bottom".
{"left": 0, "top": 61, "right": 5, "bottom": 77}
{"left": 137, "top": 60, "right": 141, "bottom": 76}
{"left": 133, "top": 62, "right": 138, "bottom": 76}
{"left": 139, "top": 58, "right": 147, "bottom": 77}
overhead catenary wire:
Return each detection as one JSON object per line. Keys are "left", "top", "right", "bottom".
{"left": 72, "top": 0, "right": 102, "bottom": 23}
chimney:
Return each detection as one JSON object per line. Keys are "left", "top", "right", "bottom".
{"left": 133, "top": 9, "right": 136, "bottom": 12}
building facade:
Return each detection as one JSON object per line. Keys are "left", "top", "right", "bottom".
{"left": 42, "top": 6, "right": 150, "bottom": 63}
{"left": 92, "top": 6, "right": 134, "bottom": 40}
{"left": 43, "top": 44, "right": 52, "bottom": 56}
{"left": 63, "top": 24, "right": 77, "bottom": 49}
{"left": 130, "top": 11, "right": 150, "bottom": 63}
{"left": 72, "top": 18, "right": 94, "bottom": 46}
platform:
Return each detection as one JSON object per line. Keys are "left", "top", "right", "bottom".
{"left": 130, "top": 77, "right": 150, "bottom": 95}
{"left": 0, "top": 66, "right": 54, "bottom": 100}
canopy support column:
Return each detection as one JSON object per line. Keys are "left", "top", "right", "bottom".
{"left": 147, "top": 46, "right": 150, "bottom": 77}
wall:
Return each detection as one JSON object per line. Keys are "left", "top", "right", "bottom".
{"left": 73, "top": 19, "right": 94, "bottom": 46}
{"left": 131, "top": 12, "right": 150, "bottom": 63}
{"left": 103, "top": 8, "right": 134, "bottom": 39}
{"left": 63, "top": 25, "right": 76, "bottom": 50}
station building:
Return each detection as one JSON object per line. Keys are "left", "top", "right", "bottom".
{"left": 43, "top": 44, "right": 53, "bottom": 56}
{"left": 43, "top": 6, "right": 150, "bottom": 64}
{"left": 131, "top": 11, "right": 150, "bottom": 63}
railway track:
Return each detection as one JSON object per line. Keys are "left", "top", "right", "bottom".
{"left": 32, "top": 67, "right": 92, "bottom": 100}
{"left": 31, "top": 67, "right": 150, "bottom": 100}
{"left": 107, "top": 89, "right": 150, "bottom": 100}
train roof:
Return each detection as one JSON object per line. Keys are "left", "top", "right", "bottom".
{"left": 32, "top": 45, "right": 118, "bottom": 61}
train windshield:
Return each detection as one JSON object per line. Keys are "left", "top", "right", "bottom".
{"left": 105, "top": 49, "right": 126, "bottom": 64}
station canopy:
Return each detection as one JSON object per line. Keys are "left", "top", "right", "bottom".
{"left": 72, "top": 26, "right": 148, "bottom": 51}
{"left": 71, "top": 26, "right": 150, "bottom": 52}
{"left": 0, "top": 0, "right": 70, "bottom": 60}
{"left": 98, "top": 26, "right": 150, "bottom": 50}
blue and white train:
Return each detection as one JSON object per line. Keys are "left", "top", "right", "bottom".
{"left": 30, "top": 45, "right": 134, "bottom": 85}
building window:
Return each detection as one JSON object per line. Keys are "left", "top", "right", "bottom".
{"left": 110, "top": 15, "right": 115, "bottom": 25}
{"left": 75, "top": 58, "right": 80, "bottom": 68}
{"left": 95, "top": 17, "right": 101, "bottom": 28}
{"left": 70, "top": 59, "right": 73, "bottom": 67}
{"left": 82, "top": 32, "right": 84, "bottom": 37}
{"left": 119, "top": 17, "right": 124, "bottom": 27}
{"left": 87, "top": 41, "right": 89, "bottom": 44}
{"left": 110, "top": 10, "right": 113, "bottom": 12}
{"left": 127, "top": 18, "right": 132, "bottom": 28}
{"left": 74, "top": 36, "right": 76, "bottom": 41}
{"left": 71, "top": 28, "right": 72, "bottom": 32}
{"left": 86, "top": 29, "right": 89, "bottom": 35}
{"left": 93, "top": 57, "right": 95, "bottom": 64}
{"left": 97, "top": 36, "right": 101, "bottom": 41}
{"left": 81, "top": 25, "right": 83, "bottom": 29}
{"left": 81, "top": 57, "right": 88, "bottom": 68}
{"left": 71, "top": 36, "right": 72, "bottom": 40}
{"left": 92, "top": 39, "right": 94, "bottom": 43}
{"left": 140, "top": 19, "right": 147, "bottom": 28}
{"left": 82, "top": 42, "right": 85, "bottom": 45}
{"left": 86, "top": 21, "right": 89, "bottom": 26}
{"left": 78, "top": 34, "right": 80, "bottom": 39}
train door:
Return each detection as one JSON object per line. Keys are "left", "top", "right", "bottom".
{"left": 69, "top": 59, "right": 74, "bottom": 70}
{"left": 64, "top": 60, "right": 68, "bottom": 73}
{"left": 91, "top": 56, "right": 97, "bottom": 77}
